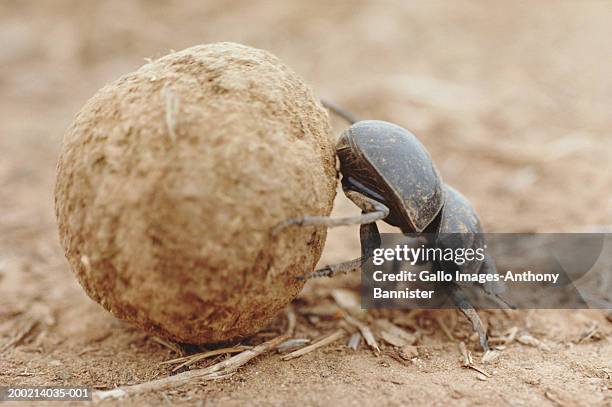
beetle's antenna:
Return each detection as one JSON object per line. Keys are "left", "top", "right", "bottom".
{"left": 321, "top": 99, "right": 357, "bottom": 125}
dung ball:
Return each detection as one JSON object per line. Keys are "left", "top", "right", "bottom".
{"left": 54, "top": 43, "right": 337, "bottom": 343}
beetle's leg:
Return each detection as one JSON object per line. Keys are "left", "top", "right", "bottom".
{"left": 321, "top": 99, "right": 357, "bottom": 125}
{"left": 273, "top": 190, "right": 389, "bottom": 234}
{"left": 300, "top": 258, "right": 361, "bottom": 280}
{"left": 480, "top": 255, "right": 505, "bottom": 295}
{"left": 448, "top": 283, "right": 490, "bottom": 352}
{"left": 486, "top": 293, "right": 515, "bottom": 309}
{"left": 479, "top": 255, "right": 515, "bottom": 309}
{"left": 300, "top": 222, "right": 381, "bottom": 280}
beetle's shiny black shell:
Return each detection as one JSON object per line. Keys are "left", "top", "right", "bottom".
{"left": 438, "top": 184, "right": 482, "bottom": 236}
{"left": 434, "top": 185, "right": 494, "bottom": 284}
{"left": 336, "top": 120, "right": 444, "bottom": 232}
{"left": 436, "top": 185, "right": 485, "bottom": 274}
{"left": 435, "top": 185, "right": 506, "bottom": 294}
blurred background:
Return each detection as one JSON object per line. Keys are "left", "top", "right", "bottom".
{"left": 1, "top": 1, "right": 611, "bottom": 405}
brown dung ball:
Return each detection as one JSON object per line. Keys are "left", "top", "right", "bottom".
{"left": 54, "top": 43, "right": 337, "bottom": 343}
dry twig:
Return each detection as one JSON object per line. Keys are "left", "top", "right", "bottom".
{"left": 376, "top": 319, "right": 417, "bottom": 345}
{"left": 488, "top": 326, "right": 518, "bottom": 345}
{"left": 517, "top": 334, "right": 551, "bottom": 351}
{"left": 544, "top": 389, "right": 573, "bottom": 407}
{"left": 347, "top": 332, "right": 361, "bottom": 351}
{"left": 0, "top": 319, "right": 38, "bottom": 353}
{"left": 458, "top": 341, "right": 491, "bottom": 378}
{"left": 160, "top": 346, "right": 252, "bottom": 372}
{"left": 458, "top": 341, "right": 473, "bottom": 366}
{"left": 379, "top": 331, "right": 407, "bottom": 347}
{"left": 331, "top": 289, "right": 362, "bottom": 315}
{"left": 151, "top": 336, "right": 184, "bottom": 356}
{"left": 398, "top": 345, "right": 418, "bottom": 360}
{"left": 277, "top": 338, "right": 310, "bottom": 353}
{"left": 576, "top": 323, "right": 600, "bottom": 344}
{"left": 281, "top": 330, "right": 345, "bottom": 361}
{"left": 345, "top": 316, "right": 380, "bottom": 354}
{"left": 285, "top": 306, "right": 297, "bottom": 336}
{"left": 95, "top": 334, "right": 288, "bottom": 400}
{"left": 481, "top": 350, "right": 500, "bottom": 364}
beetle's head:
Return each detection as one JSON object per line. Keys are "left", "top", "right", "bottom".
{"left": 336, "top": 120, "right": 444, "bottom": 233}
{"left": 336, "top": 130, "right": 387, "bottom": 203}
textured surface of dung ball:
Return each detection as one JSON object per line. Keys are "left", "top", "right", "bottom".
{"left": 54, "top": 43, "right": 337, "bottom": 343}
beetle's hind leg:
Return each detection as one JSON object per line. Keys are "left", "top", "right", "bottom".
{"left": 272, "top": 190, "right": 389, "bottom": 235}
{"left": 300, "top": 222, "right": 381, "bottom": 280}
{"left": 448, "top": 283, "right": 490, "bottom": 352}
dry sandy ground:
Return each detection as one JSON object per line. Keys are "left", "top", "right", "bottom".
{"left": 1, "top": 1, "right": 611, "bottom": 406}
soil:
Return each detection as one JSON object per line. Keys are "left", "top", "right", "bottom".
{"left": 1, "top": 1, "right": 611, "bottom": 406}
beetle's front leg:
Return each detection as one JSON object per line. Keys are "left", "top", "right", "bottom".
{"left": 272, "top": 190, "right": 389, "bottom": 235}
{"left": 299, "top": 222, "right": 381, "bottom": 280}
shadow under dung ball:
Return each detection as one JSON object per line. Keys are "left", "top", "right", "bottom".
{"left": 54, "top": 43, "right": 337, "bottom": 343}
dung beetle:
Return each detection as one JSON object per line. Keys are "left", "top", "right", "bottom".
{"left": 275, "top": 101, "right": 509, "bottom": 351}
